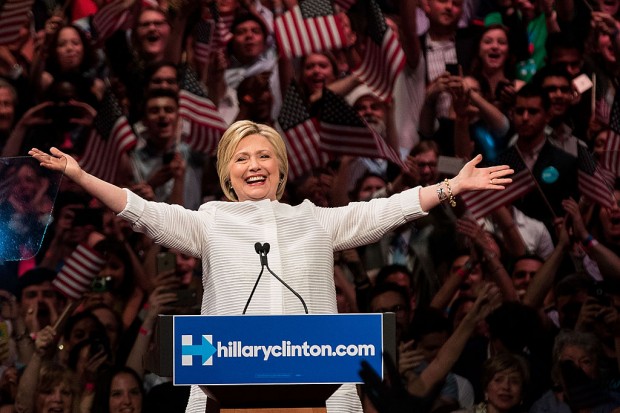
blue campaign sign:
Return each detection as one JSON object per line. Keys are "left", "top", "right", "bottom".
{"left": 172, "top": 314, "right": 384, "bottom": 385}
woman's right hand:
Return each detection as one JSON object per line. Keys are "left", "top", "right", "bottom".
{"left": 29, "top": 147, "right": 83, "bottom": 182}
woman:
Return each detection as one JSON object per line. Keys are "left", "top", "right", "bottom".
{"left": 29, "top": 120, "right": 513, "bottom": 413}
{"left": 37, "top": 24, "right": 104, "bottom": 100}
{"left": 530, "top": 330, "right": 620, "bottom": 413}
{"left": 91, "top": 367, "right": 144, "bottom": 413}
{"left": 470, "top": 353, "right": 529, "bottom": 413}
{"left": 297, "top": 52, "right": 360, "bottom": 105}
{"left": 469, "top": 25, "right": 514, "bottom": 108}
{"left": 15, "top": 326, "right": 78, "bottom": 413}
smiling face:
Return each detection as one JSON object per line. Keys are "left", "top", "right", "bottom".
{"left": 56, "top": 27, "right": 84, "bottom": 72}
{"left": 231, "top": 20, "right": 265, "bottom": 64}
{"left": 479, "top": 28, "right": 509, "bottom": 72}
{"left": 135, "top": 9, "right": 170, "bottom": 59}
{"left": 302, "top": 53, "right": 336, "bottom": 94}
{"left": 143, "top": 96, "right": 179, "bottom": 145}
{"left": 599, "top": 190, "right": 620, "bottom": 241}
{"left": 109, "top": 372, "right": 142, "bottom": 413}
{"left": 36, "top": 382, "right": 73, "bottom": 413}
{"left": 228, "top": 134, "right": 280, "bottom": 202}
{"left": 542, "top": 76, "right": 572, "bottom": 119}
{"left": 486, "top": 369, "right": 524, "bottom": 413}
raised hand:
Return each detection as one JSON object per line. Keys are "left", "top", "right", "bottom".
{"left": 29, "top": 147, "right": 78, "bottom": 179}
{"left": 453, "top": 154, "right": 513, "bottom": 193}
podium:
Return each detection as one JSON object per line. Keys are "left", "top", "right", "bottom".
{"left": 149, "top": 313, "right": 396, "bottom": 413}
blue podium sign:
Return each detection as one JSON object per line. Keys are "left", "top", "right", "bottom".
{"left": 172, "top": 314, "right": 385, "bottom": 385}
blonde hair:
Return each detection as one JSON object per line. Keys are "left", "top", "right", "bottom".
{"left": 216, "top": 121, "right": 289, "bottom": 201}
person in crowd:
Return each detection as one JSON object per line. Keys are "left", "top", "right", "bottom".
{"left": 116, "top": 88, "right": 203, "bottom": 209}
{"left": 32, "top": 23, "right": 104, "bottom": 101}
{"left": 91, "top": 366, "right": 144, "bottom": 413}
{"left": 369, "top": 282, "right": 414, "bottom": 345}
{"left": 460, "top": 353, "right": 530, "bottom": 413}
{"left": 508, "top": 254, "right": 544, "bottom": 300}
{"left": 15, "top": 268, "right": 62, "bottom": 340}
{"left": 15, "top": 326, "right": 78, "bottom": 413}
{"left": 29, "top": 119, "right": 512, "bottom": 412}
{"left": 508, "top": 84, "right": 578, "bottom": 228}
{"left": 219, "top": 13, "right": 281, "bottom": 124}
{"left": 530, "top": 330, "right": 620, "bottom": 413}
{"left": 469, "top": 25, "right": 515, "bottom": 110}
{"left": 0, "top": 80, "right": 17, "bottom": 148}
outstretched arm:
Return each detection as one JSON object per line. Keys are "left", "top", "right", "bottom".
{"left": 29, "top": 147, "right": 128, "bottom": 214}
{"left": 418, "top": 154, "right": 513, "bottom": 212}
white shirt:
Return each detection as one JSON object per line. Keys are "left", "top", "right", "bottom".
{"left": 118, "top": 187, "right": 427, "bottom": 412}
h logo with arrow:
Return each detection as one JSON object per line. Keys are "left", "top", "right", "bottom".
{"left": 181, "top": 335, "right": 217, "bottom": 366}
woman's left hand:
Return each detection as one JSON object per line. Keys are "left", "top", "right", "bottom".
{"left": 453, "top": 154, "right": 513, "bottom": 194}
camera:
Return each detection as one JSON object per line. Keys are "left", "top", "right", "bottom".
{"left": 588, "top": 282, "right": 611, "bottom": 307}
{"left": 44, "top": 103, "right": 81, "bottom": 128}
{"left": 91, "top": 276, "right": 112, "bottom": 293}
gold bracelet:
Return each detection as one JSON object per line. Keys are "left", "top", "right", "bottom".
{"left": 436, "top": 184, "right": 447, "bottom": 203}
{"left": 444, "top": 179, "right": 456, "bottom": 207}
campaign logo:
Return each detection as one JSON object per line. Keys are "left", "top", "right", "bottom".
{"left": 181, "top": 334, "right": 217, "bottom": 366}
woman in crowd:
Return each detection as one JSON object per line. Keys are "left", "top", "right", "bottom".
{"left": 469, "top": 25, "right": 515, "bottom": 110}
{"left": 91, "top": 367, "right": 144, "bottom": 413}
{"left": 469, "top": 353, "right": 529, "bottom": 413}
{"left": 15, "top": 326, "right": 78, "bottom": 413}
{"left": 37, "top": 24, "right": 104, "bottom": 100}
{"left": 297, "top": 52, "right": 360, "bottom": 105}
{"left": 29, "top": 120, "right": 512, "bottom": 412}
{"left": 530, "top": 330, "right": 620, "bottom": 413}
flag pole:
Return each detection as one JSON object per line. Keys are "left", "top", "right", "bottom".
{"left": 513, "top": 145, "right": 557, "bottom": 219}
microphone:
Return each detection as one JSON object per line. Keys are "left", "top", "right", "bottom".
{"left": 243, "top": 242, "right": 309, "bottom": 314}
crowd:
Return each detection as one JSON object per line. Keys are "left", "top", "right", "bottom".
{"left": 0, "top": 0, "right": 619, "bottom": 411}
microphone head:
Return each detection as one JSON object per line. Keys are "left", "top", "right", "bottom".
{"left": 254, "top": 242, "right": 262, "bottom": 254}
{"left": 263, "top": 243, "right": 270, "bottom": 254}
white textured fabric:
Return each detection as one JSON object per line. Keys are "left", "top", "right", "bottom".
{"left": 118, "top": 188, "right": 427, "bottom": 412}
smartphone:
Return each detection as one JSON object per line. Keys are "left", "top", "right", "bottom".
{"left": 164, "top": 288, "right": 198, "bottom": 307}
{"left": 588, "top": 281, "right": 610, "bottom": 306}
{"left": 156, "top": 252, "right": 176, "bottom": 275}
{"left": 71, "top": 208, "right": 104, "bottom": 229}
{"left": 445, "top": 63, "right": 460, "bottom": 76}
{"left": 162, "top": 152, "right": 175, "bottom": 165}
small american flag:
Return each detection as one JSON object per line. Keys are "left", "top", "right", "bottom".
{"left": 603, "top": 96, "right": 620, "bottom": 177}
{"left": 278, "top": 82, "right": 327, "bottom": 180}
{"left": 318, "top": 89, "right": 403, "bottom": 167}
{"left": 207, "top": 1, "right": 233, "bottom": 48}
{"left": 461, "top": 147, "right": 536, "bottom": 220}
{"left": 179, "top": 68, "right": 227, "bottom": 154}
{"left": 0, "top": 0, "right": 35, "bottom": 45}
{"left": 79, "top": 90, "right": 137, "bottom": 182}
{"left": 333, "top": 0, "right": 358, "bottom": 12}
{"left": 53, "top": 243, "right": 105, "bottom": 300}
{"left": 578, "top": 145, "right": 615, "bottom": 208}
{"left": 91, "top": 0, "right": 134, "bottom": 43}
{"left": 193, "top": 19, "right": 215, "bottom": 65}
{"left": 275, "top": 0, "right": 347, "bottom": 58}
{"left": 350, "top": 0, "right": 405, "bottom": 100}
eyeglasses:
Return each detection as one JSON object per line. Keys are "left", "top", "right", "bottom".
{"left": 543, "top": 85, "right": 571, "bottom": 94}
{"left": 417, "top": 161, "right": 438, "bottom": 168}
